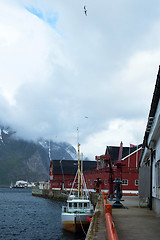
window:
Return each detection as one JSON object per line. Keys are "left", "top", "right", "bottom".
{"left": 79, "top": 203, "right": 82, "bottom": 208}
{"left": 122, "top": 179, "right": 128, "bottom": 185}
{"left": 69, "top": 203, "right": 72, "bottom": 208}
{"left": 104, "top": 179, "right": 107, "bottom": 185}
{"left": 135, "top": 180, "right": 139, "bottom": 186}
{"left": 90, "top": 180, "right": 92, "bottom": 185}
{"left": 156, "top": 160, "right": 160, "bottom": 187}
{"left": 74, "top": 203, "right": 77, "bottom": 208}
{"left": 84, "top": 203, "right": 87, "bottom": 208}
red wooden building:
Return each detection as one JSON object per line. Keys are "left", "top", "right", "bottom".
{"left": 49, "top": 145, "right": 142, "bottom": 195}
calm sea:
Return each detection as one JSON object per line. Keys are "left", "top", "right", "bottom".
{"left": 0, "top": 188, "right": 85, "bottom": 240}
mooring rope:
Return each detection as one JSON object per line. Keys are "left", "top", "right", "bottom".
{"left": 77, "top": 213, "right": 87, "bottom": 236}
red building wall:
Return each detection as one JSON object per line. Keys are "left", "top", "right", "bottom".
{"left": 49, "top": 148, "right": 141, "bottom": 194}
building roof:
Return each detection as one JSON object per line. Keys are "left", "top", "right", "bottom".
{"left": 139, "top": 66, "right": 160, "bottom": 166}
{"left": 51, "top": 160, "right": 97, "bottom": 175}
{"left": 106, "top": 145, "right": 142, "bottom": 162}
{"left": 51, "top": 145, "right": 142, "bottom": 175}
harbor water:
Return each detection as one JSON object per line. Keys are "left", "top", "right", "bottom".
{"left": 0, "top": 188, "right": 85, "bottom": 240}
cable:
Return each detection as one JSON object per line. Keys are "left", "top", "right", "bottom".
{"left": 77, "top": 212, "right": 87, "bottom": 236}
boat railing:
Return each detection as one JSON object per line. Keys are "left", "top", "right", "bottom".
{"left": 62, "top": 205, "right": 93, "bottom": 213}
{"left": 68, "top": 194, "right": 89, "bottom": 200}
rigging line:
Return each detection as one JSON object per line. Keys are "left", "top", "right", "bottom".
{"left": 82, "top": 174, "right": 89, "bottom": 199}
{"left": 69, "top": 170, "right": 78, "bottom": 196}
{"left": 77, "top": 212, "right": 87, "bottom": 236}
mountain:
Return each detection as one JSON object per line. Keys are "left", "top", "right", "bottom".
{"left": 0, "top": 126, "right": 77, "bottom": 186}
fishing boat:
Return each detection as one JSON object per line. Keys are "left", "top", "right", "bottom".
{"left": 61, "top": 143, "right": 94, "bottom": 233}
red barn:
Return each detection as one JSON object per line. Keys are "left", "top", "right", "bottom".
{"left": 49, "top": 145, "right": 142, "bottom": 195}
{"left": 49, "top": 160, "right": 97, "bottom": 190}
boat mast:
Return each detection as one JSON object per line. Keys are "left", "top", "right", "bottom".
{"left": 77, "top": 127, "right": 84, "bottom": 199}
{"left": 77, "top": 127, "right": 80, "bottom": 198}
{"left": 78, "top": 142, "right": 80, "bottom": 198}
{"left": 81, "top": 152, "right": 83, "bottom": 198}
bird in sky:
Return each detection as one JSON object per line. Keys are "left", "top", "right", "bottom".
{"left": 84, "top": 5, "right": 87, "bottom": 16}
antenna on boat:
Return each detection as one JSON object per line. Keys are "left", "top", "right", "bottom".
{"left": 77, "top": 127, "right": 79, "bottom": 146}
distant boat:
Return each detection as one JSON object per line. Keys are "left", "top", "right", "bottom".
{"left": 61, "top": 143, "right": 93, "bottom": 233}
{"left": 10, "top": 182, "right": 13, "bottom": 189}
{"left": 10, "top": 180, "right": 34, "bottom": 188}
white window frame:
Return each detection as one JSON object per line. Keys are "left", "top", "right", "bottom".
{"left": 135, "top": 179, "right": 139, "bottom": 186}
{"left": 122, "top": 179, "right": 128, "bottom": 185}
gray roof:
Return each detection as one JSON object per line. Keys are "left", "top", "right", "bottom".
{"left": 51, "top": 160, "right": 97, "bottom": 175}
{"left": 106, "top": 145, "right": 141, "bottom": 162}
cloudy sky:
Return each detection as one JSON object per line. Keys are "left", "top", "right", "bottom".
{"left": 0, "top": 0, "right": 160, "bottom": 159}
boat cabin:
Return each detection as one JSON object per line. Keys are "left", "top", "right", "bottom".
{"left": 62, "top": 199, "right": 93, "bottom": 214}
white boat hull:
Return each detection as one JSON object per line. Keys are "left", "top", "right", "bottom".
{"left": 62, "top": 212, "right": 92, "bottom": 233}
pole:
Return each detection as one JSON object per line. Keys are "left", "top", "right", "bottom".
{"left": 81, "top": 152, "right": 83, "bottom": 198}
{"left": 78, "top": 143, "right": 80, "bottom": 198}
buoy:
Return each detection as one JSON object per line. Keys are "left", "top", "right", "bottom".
{"left": 89, "top": 217, "right": 92, "bottom": 223}
{"left": 86, "top": 216, "right": 92, "bottom": 222}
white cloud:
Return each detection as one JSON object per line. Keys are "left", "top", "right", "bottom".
{"left": 0, "top": 1, "right": 70, "bottom": 104}
{"left": 0, "top": 1, "right": 160, "bottom": 158}
{"left": 82, "top": 118, "right": 146, "bottom": 159}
